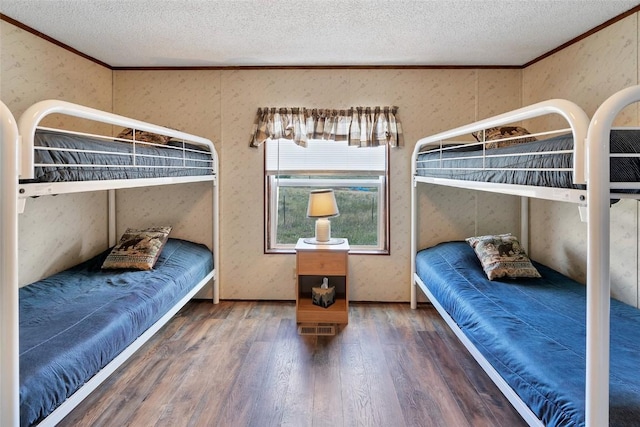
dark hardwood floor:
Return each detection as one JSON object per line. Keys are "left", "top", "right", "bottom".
{"left": 59, "top": 301, "right": 526, "bottom": 427}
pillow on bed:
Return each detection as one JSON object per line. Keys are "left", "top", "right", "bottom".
{"left": 117, "top": 128, "right": 172, "bottom": 145}
{"left": 471, "top": 126, "right": 537, "bottom": 149}
{"left": 466, "top": 233, "right": 541, "bottom": 280}
{"left": 101, "top": 226, "right": 172, "bottom": 270}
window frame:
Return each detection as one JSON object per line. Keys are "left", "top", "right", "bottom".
{"left": 264, "top": 140, "right": 390, "bottom": 255}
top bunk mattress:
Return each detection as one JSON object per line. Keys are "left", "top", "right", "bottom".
{"left": 19, "top": 238, "right": 214, "bottom": 427}
{"left": 24, "top": 128, "right": 214, "bottom": 183}
{"left": 416, "top": 241, "right": 640, "bottom": 427}
{"left": 415, "top": 130, "right": 640, "bottom": 189}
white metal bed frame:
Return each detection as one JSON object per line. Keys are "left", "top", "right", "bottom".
{"left": 0, "top": 99, "right": 220, "bottom": 427}
{"left": 410, "top": 86, "right": 640, "bottom": 427}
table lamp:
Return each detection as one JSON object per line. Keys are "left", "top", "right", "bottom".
{"left": 304, "top": 189, "right": 344, "bottom": 245}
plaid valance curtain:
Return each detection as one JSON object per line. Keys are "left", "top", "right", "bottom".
{"left": 249, "top": 106, "right": 403, "bottom": 148}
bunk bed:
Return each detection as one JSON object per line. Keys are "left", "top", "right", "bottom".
{"left": 0, "top": 100, "right": 220, "bottom": 427}
{"left": 410, "top": 86, "right": 640, "bottom": 427}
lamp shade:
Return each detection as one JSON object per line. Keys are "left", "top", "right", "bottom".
{"left": 307, "top": 189, "right": 339, "bottom": 218}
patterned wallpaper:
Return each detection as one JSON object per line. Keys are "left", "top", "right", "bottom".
{"left": 523, "top": 13, "right": 640, "bottom": 307}
{"left": 0, "top": 17, "right": 522, "bottom": 301}
{"left": 113, "top": 70, "right": 221, "bottom": 298}
{"left": 1, "top": 21, "right": 113, "bottom": 286}
{"left": 112, "top": 67, "right": 523, "bottom": 302}
{"left": 181, "top": 68, "right": 521, "bottom": 302}
{"left": 6, "top": 12, "right": 640, "bottom": 304}
{"left": 17, "top": 193, "right": 109, "bottom": 286}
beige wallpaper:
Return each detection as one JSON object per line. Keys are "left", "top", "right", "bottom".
{"left": 113, "top": 67, "right": 520, "bottom": 302}
{"left": 111, "top": 66, "right": 521, "bottom": 302}
{"left": 17, "top": 193, "right": 109, "bottom": 286}
{"left": 219, "top": 68, "right": 521, "bottom": 301}
{"left": 112, "top": 70, "right": 221, "bottom": 254}
{"left": 1, "top": 17, "right": 521, "bottom": 301}
{"left": 415, "top": 69, "right": 522, "bottom": 250}
{"left": 112, "top": 70, "right": 221, "bottom": 298}
{"left": 1, "top": 21, "right": 113, "bottom": 286}
{"left": 523, "top": 13, "right": 640, "bottom": 306}
{"left": 6, "top": 11, "right": 640, "bottom": 305}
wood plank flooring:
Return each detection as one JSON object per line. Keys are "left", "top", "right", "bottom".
{"left": 58, "top": 301, "right": 527, "bottom": 427}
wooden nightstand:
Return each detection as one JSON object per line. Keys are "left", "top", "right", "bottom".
{"left": 295, "top": 238, "right": 349, "bottom": 324}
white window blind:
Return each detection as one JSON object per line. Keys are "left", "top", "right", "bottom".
{"left": 266, "top": 139, "right": 386, "bottom": 173}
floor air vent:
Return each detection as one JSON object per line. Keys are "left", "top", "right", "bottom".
{"left": 298, "top": 324, "right": 336, "bottom": 336}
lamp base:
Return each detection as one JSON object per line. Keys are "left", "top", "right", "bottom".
{"left": 303, "top": 237, "right": 345, "bottom": 245}
{"left": 306, "top": 217, "right": 344, "bottom": 245}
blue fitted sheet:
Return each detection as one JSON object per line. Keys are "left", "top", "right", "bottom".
{"left": 416, "top": 241, "right": 640, "bottom": 427}
{"left": 19, "top": 238, "right": 214, "bottom": 427}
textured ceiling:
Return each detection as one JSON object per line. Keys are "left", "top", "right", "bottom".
{"left": 1, "top": 0, "right": 639, "bottom": 68}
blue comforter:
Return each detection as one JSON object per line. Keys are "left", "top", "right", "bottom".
{"left": 19, "top": 238, "right": 214, "bottom": 427}
{"left": 416, "top": 241, "right": 640, "bottom": 426}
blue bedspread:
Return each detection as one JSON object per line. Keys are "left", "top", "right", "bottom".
{"left": 416, "top": 241, "right": 640, "bottom": 426}
{"left": 19, "top": 238, "right": 214, "bottom": 427}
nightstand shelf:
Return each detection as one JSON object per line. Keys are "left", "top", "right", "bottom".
{"left": 296, "top": 298, "right": 348, "bottom": 323}
{"left": 295, "top": 238, "right": 349, "bottom": 325}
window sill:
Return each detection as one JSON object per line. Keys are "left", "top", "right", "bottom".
{"left": 266, "top": 248, "right": 389, "bottom": 255}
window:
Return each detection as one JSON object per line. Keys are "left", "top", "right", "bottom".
{"left": 265, "top": 138, "right": 389, "bottom": 254}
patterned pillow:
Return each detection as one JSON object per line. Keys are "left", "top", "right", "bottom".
{"left": 117, "top": 128, "right": 172, "bottom": 145}
{"left": 465, "top": 233, "right": 541, "bottom": 280}
{"left": 471, "top": 126, "right": 537, "bottom": 149}
{"left": 102, "top": 226, "right": 172, "bottom": 270}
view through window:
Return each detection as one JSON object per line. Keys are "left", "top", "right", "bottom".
{"left": 265, "top": 138, "right": 389, "bottom": 253}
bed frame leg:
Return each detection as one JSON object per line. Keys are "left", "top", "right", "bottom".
{"left": 411, "top": 280, "right": 417, "bottom": 309}
{"left": 108, "top": 190, "right": 116, "bottom": 246}
{"left": 520, "top": 197, "right": 529, "bottom": 253}
{"left": 213, "top": 277, "right": 219, "bottom": 304}
{"left": 1, "top": 101, "right": 20, "bottom": 427}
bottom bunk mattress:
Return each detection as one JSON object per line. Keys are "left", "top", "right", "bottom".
{"left": 19, "top": 238, "right": 214, "bottom": 427}
{"left": 416, "top": 241, "right": 640, "bottom": 427}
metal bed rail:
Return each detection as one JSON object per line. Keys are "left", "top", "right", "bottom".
{"left": 411, "top": 98, "right": 590, "bottom": 307}
{"left": 1, "top": 100, "right": 21, "bottom": 426}
{"left": 411, "top": 99, "right": 590, "bottom": 188}
{"left": 584, "top": 84, "right": 640, "bottom": 427}
{"left": 18, "top": 100, "right": 218, "bottom": 181}
{"left": 2, "top": 99, "right": 221, "bottom": 427}
{"left": 409, "top": 98, "right": 591, "bottom": 426}
{"left": 410, "top": 87, "right": 640, "bottom": 426}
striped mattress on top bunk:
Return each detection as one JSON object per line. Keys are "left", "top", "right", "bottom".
{"left": 16, "top": 99, "right": 218, "bottom": 191}
{"left": 415, "top": 130, "right": 640, "bottom": 190}
{"left": 26, "top": 127, "right": 214, "bottom": 183}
